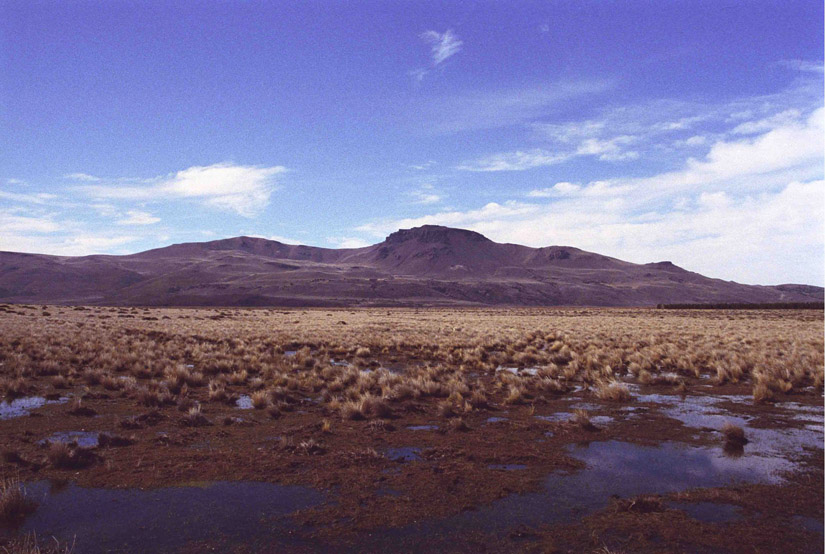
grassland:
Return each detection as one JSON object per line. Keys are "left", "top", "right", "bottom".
{"left": 0, "top": 305, "right": 822, "bottom": 552}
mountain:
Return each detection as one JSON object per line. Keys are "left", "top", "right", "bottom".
{"left": 0, "top": 225, "right": 821, "bottom": 307}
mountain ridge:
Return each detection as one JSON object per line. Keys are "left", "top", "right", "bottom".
{"left": 0, "top": 225, "right": 821, "bottom": 307}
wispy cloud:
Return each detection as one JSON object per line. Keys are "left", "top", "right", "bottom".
{"left": 422, "top": 80, "right": 614, "bottom": 134}
{"left": 358, "top": 103, "right": 825, "bottom": 285}
{"left": 116, "top": 210, "right": 160, "bottom": 226}
{"left": 78, "top": 163, "right": 286, "bottom": 217}
{"left": 458, "top": 76, "right": 823, "bottom": 171}
{"left": 64, "top": 172, "right": 101, "bottom": 182}
{"left": 0, "top": 190, "right": 57, "bottom": 204}
{"left": 0, "top": 207, "right": 143, "bottom": 256}
{"left": 420, "top": 29, "right": 462, "bottom": 65}
{"left": 408, "top": 183, "right": 443, "bottom": 204}
{"left": 776, "top": 59, "right": 824, "bottom": 73}
{"left": 410, "top": 29, "right": 463, "bottom": 81}
{"left": 457, "top": 149, "right": 570, "bottom": 172}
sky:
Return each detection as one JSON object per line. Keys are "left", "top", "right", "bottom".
{"left": 1, "top": 0, "right": 823, "bottom": 286}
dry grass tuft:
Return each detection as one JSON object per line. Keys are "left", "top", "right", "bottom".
{"left": 182, "top": 404, "right": 211, "bottom": 427}
{"left": 752, "top": 382, "right": 775, "bottom": 403}
{"left": 594, "top": 380, "right": 632, "bottom": 402}
{"left": 0, "top": 477, "right": 37, "bottom": 524}
{"left": 571, "top": 409, "right": 598, "bottom": 431}
{"left": 47, "top": 442, "right": 97, "bottom": 469}
{"left": 250, "top": 390, "right": 270, "bottom": 409}
{"left": 448, "top": 417, "right": 470, "bottom": 432}
{"left": 721, "top": 422, "right": 748, "bottom": 446}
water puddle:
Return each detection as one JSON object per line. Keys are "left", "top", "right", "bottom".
{"left": 11, "top": 481, "right": 323, "bottom": 553}
{"left": 778, "top": 402, "right": 824, "bottom": 424}
{"left": 38, "top": 431, "right": 100, "bottom": 448}
{"left": 235, "top": 395, "right": 253, "bottom": 410}
{"left": 488, "top": 464, "right": 527, "bottom": 471}
{"left": 666, "top": 501, "right": 743, "bottom": 523}
{"left": 793, "top": 515, "right": 824, "bottom": 535}
{"left": 407, "top": 425, "right": 438, "bottom": 431}
{"left": 355, "top": 439, "right": 803, "bottom": 549}
{"left": 486, "top": 417, "right": 508, "bottom": 423}
{"left": 385, "top": 447, "right": 422, "bottom": 463}
{"left": 569, "top": 402, "right": 602, "bottom": 411}
{"left": 536, "top": 413, "right": 613, "bottom": 426}
{"left": 635, "top": 393, "right": 823, "bottom": 459}
{"left": 535, "top": 412, "right": 572, "bottom": 423}
{"left": 0, "top": 396, "right": 69, "bottom": 420}
{"left": 495, "top": 366, "right": 539, "bottom": 377}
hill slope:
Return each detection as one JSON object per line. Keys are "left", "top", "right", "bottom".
{"left": 0, "top": 225, "right": 821, "bottom": 306}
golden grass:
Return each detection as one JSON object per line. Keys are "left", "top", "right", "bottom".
{"left": 0, "top": 306, "right": 820, "bottom": 422}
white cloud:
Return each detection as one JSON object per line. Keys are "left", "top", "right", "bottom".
{"left": 420, "top": 30, "right": 462, "bottom": 65}
{"left": 732, "top": 109, "right": 803, "bottom": 135}
{"left": 0, "top": 211, "right": 62, "bottom": 234}
{"left": 116, "top": 210, "right": 160, "bottom": 226}
{"left": 79, "top": 163, "right": 286, "bottom": 217}
{"left": 575, "top": 136, "right": 639, "bottom": 161}
{"left": 408, "top": 183, "right": 443, "bottom": 205}
{"left": 643, "top": 107, "right": 823, "bottom": 193}
{"left": 356, "top": 201, "right": 540, "bottom": 239}
{"left": 0, "top": 190, "right": 57, "bottom": 204}
{"left": 243, "top": 233, "right": 302, "bottom": 245}
{"left": 357, "top": 109, "right": 825, "bottom": 285}
{"left": 0, "top": 233, "right": 138, "bottom": 256}
{"left": 328, "top": 236, "right": 371, "bottom": 249}
{"left": 64, "top": 172, "right": 101, "bottom": 182}
{"left": 528, "top": 182, "right": 581, "bottom": 197}
{"left": 457, "top": 149, "right": 569, "bottom": 172}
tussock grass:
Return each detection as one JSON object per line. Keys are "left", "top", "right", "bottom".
{"left": 182, "top": 404, "right": 211, "bottom": 427}
{"left": 593, "top": 380, "right": 632, "bottom": 402}
{"left": 47, "top": 442, "right": 97, "bottom": 469}
{"left": 571, "top": 409, "right": 598, "bottom": 431}
{"left": 722, "top": 422, "right": 748, "bottom": 446}
{"left": 0, "top": 478, "right": 37, "bottom": 524}
{"left": 0, "top": 306, "right": 819, "bottom": 429}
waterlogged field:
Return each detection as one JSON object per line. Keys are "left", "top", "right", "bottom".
{"left": 0, "top": 305, "right": 822, "bottom": 553}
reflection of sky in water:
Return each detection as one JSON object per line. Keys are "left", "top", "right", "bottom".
{"left": 632, "top": 393, "right": 824, "bottom": 459}
{"left": 20, "top": 481, "right": 323, "bottom": 553}
{"left": 350, "top": 439, "right": 799, "bottom": 550}
{"left": 38, "top": 431, "right": 100, "bottom": 448}
{"left": 0, "top": 396, "right": 68, "bottom": 420}
{"left": 666, "top": 501, "right": 743, "bottom": 523}
{"left": 385, "top": 447, "right": 422, "bottom": 462}
{"left": 234, "top": 395, "right": 253, "bottom": 409}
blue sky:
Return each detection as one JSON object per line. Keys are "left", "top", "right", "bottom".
{"left": 1, "top": 0, "right": 823, "bottom": 285}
